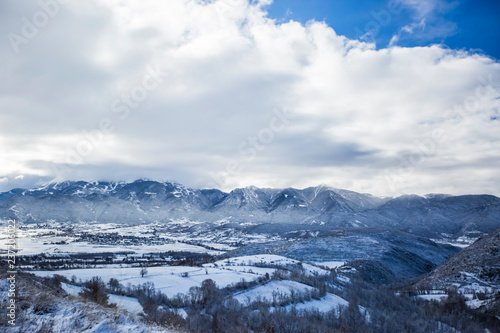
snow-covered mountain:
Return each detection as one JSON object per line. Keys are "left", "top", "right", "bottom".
{"left": 1, "top": 180, "right": 499, "bottom": 240}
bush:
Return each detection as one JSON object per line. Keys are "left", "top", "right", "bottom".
{"left": 79, "top": 276, "right": 109, "bottom": 306}
{"left": 33, "top": 296, "right": 58, "bottom": 315}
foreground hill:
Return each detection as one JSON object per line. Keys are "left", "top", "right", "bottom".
{"left": 416, "top": 227, "right": 500, "bottom": 290}
{"left": 0, "top": 266, "right": 177, "bottom": 332}
{"left": 414, "top": 228, "right": 500, "bottom": 322}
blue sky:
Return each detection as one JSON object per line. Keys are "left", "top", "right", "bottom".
{"left": 267, "top": 0, "right": 500, "bottom": 59}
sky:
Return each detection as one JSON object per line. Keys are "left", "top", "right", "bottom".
{"left": 0, "top": 0, "right": 499, "bottom": 196}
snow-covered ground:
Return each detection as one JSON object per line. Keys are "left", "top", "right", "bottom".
{"left": 456, "top": 272, "right": 496, "bottom": 291}
{"left": 0, "top": 222, "right": 277, "bottom": 256}
{"left": 8, "top": 235, "right": 217, "bottom": 256}
{"left": 206, "top": 264, "right": 276, "bottom": 276}
{"left": 61, "top": 282, "right": 82, "bottom": 296}
{"left": 431, "top": 232, "right": 482, "bottom": 249}
{"left": 110, "top": 295, "right": 144, "bottom": 315}
{"left": 200, "top": 242, "right": 239, "bottom": 251}
{"left": 233, "top": 280, "right": 315, "bottom": 304}
{"left": 62, "top": 283, "right": 144, "bottom": 314}
{"left": 315, "top": 261, "right": 346, "bottom": 269}
{"left": 211, "top": 254, "right": 330, "bottom": 276}
{"left": 416, "top": 289, "right": 495, "bottom": 310}
{"left": 417, "top": 294, "right": 448, "bottom": 301}
{"left": 213, "top": 254, "right": 297, "bottom": 267}
{"left": 280, "top": 293, "right": 349, "bottom": 314}
{"left": 4, "top": 275, "right": 170, "bottom": 333}
{"left": 34, "top": 265, "right": 271, "bottom": 298}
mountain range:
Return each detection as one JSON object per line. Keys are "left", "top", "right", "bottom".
{"left": 1, "top": 180, "right": 499, "bottom": 241}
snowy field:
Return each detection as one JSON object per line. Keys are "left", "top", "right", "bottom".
{"left": 213, "top": 254, "right": 302, "bottom": 267}
{"left": 204, "top": 264, "right": 276, "bottom": 276}
{"left": 233, "top": 280, "right": 315, "bottom": 304}
{"left": 32, "top": 253, "right": 340, "bottom": 309}
{"left": 315, "top": 261, "right": 346, "bottom": 269}
{"left": 211, "top": 254, "right": 330, "bottom": 276}
{"left": 230, "top": 277, "right": 351, "bottom": 315}
{"left": 280, "top": 293, "right": 349, "bottom": 314}
{"left": 34, "top": 265, "right": 274, "bottom": 298}
{"left": 10, "top": 236, "right": 218, "bottom": 256}
{"left": 0, "top": 222, "right": 261, "bottom": 256}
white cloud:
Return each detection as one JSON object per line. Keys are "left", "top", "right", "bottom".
{"left": 398, "top": 0, "right": 438, "bottom": 19}
{"left": 390, "top": 0, "right": 458, "bottom": 46}
{"left": 389, "top": 19, "right": 426, "bottom": 46}
{"left": 0, "top": 0, "right": 499, "bottom": 196}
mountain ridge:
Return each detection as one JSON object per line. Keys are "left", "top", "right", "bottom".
{"left": 1, "top": 179, "right": 499, "bottom": 241}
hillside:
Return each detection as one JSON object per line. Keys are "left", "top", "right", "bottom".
{"left": 416, "top": 227, "right": 500, "bottom": 290}
{"left": 413, "top": 228, "right": 500, "bottom": 324}
{"left": 0, "top": 266, "right": 178, "bottom": 332}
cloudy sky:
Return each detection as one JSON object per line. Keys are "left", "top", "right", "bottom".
{"left": 0, "top": 0, "right": 499, "bottom": 196}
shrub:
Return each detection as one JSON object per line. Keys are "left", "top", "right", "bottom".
{"left": 79, "top": 276, "right": 109, "bottom": 306}
{"left": 32, "top": 293, "right": 58, "bottom": 315}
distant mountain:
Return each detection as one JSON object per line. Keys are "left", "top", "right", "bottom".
{"left": 1, "top": 180, "right": 499, "bottom": 240}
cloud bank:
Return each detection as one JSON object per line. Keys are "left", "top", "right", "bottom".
{"left": 0, "top": 0, "right": 499, "bottom": 196}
